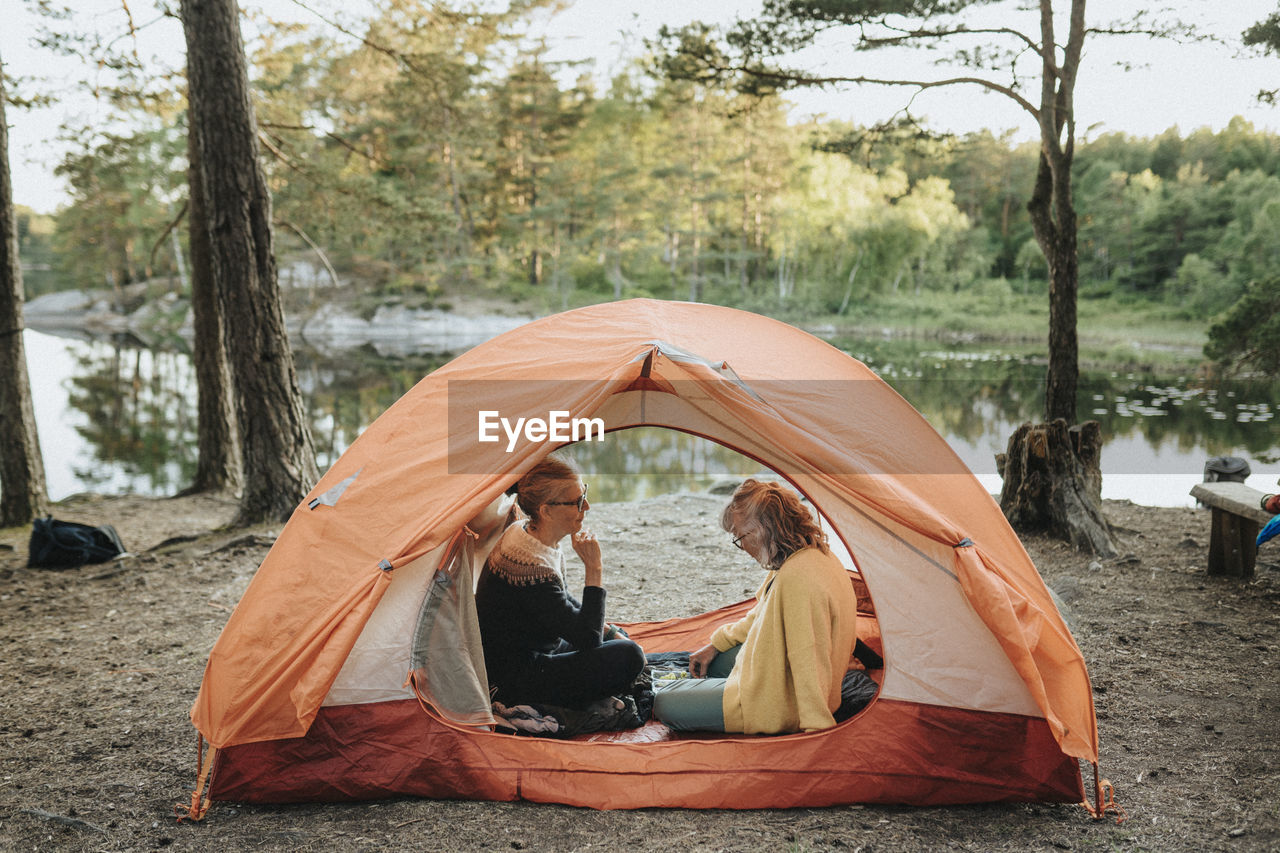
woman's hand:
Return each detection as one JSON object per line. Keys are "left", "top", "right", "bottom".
{"left": 689, "top": 643, "right": 718, "bottom": 678}
{"left": 571, "top": 529, "right": 604, "bottom": 587}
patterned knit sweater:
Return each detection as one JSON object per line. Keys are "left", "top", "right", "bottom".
{"left": 484, "top": 521, "right": 566, "bottom": 585}
{"left": 475, "top": 522, "right": 606, "bottom": 690}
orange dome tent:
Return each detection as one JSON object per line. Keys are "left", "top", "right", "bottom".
{"left": 184, "top": 299, "right": 1103, "bottom": 816}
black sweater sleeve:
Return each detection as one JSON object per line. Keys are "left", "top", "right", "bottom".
{"left": 524, "top": 582, "right": 607, "bottom": 651}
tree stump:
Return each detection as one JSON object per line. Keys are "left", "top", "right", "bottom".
{"left": 997, "top": 419, "right": 1116, "bottom": 556}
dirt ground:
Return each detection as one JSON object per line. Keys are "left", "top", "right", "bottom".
{"left": 1, "top": 490, "right": 1278, "bottom": 853}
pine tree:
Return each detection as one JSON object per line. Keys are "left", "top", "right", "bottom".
{"left": 0, "top": 54, "right": 50, "bottom": 527}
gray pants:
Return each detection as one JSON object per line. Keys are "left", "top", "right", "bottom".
{"left": 653, "top": 645, "right": 740, "bottom": 732}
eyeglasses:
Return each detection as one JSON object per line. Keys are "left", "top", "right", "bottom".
{"left": 732, "top": 532, "right": 748, "bottom": 550}
{"left": 547, "top": 484, "right": 589, "bottom": 511}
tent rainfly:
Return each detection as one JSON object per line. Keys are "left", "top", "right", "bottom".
{"left": 182, "top": 299, "right": 1115, "bottom": 818}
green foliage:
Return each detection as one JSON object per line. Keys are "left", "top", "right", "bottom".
{"left": 1244, "top": 11, "right": 1280, "bottom": 54}
{"left": 1013, "top": 238, "right": 1046, "bottom": 283}
{"left": 52, "top": 123, "right": 187, "bottom": 292}
{"left": 940, "top": 131, "right": 1038, "bottom": 279}
{"left": 15, "top": 205, "right": 61, "bottom": 296}
{"left": 1170, "top": 253, "right": 1233, "bottom": 316}
{"left": 1070, "top": 128, "right": 1280, "bottom": 311}
{"left": 1206, "top": 274, "right": 1280, "bottom": 375}
{"left": 29, "top": 0, "right": 1280, "bottom": 350}
{"left": 1243, "top": 10, "right": 1280, "bottom": 104}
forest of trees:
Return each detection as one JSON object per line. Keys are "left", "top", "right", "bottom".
{"left": 14, "top": 2, "right": 1280, "bottom": 330}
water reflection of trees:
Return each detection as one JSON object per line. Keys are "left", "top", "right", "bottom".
{"left": 839, "top": 339, "right": 1279, "bottom": 461}
{"left": 295, "top": 347, "right": 452, "bottom": 472}
{"left": 62, "top": 341, "right": 453, "bottom": 496}
{"left": 65, "top": 339, "right": 197, "bottom": 493}
{"left": 1102, "top": 378, "right": 1280, "bottom": 459}
{"left": 563, "top": 428, "right": 764, "bottom": 502}
{"left": 55, "top": 336, "right": 1279, "bottom": 497}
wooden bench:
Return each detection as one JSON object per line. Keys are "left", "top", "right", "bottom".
{"left": 1190, "top": 481, "right": 1274, "bottom": 578}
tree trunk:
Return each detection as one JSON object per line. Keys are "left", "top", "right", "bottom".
{"left": 441, "top": 138, "right": 473, "bottom": 274}
{"left": 998, "top": 420, "right": 1115, "bottom": 556}
{"left": 169, "top": 205, "right": 189, "bottom": 292}
{"left": 0, "top": 56, "right": 50, "bottom": 527}
{"left": 1011, "top": 157, "right": 1104, "bottom": 553}
{"left": 740, "top": 144, "right": 750, "bottom": 296}
{"left": 182, "top": 102, "right": 242, "bottom": 497}
{"left": 667, "top": 226, "right": 679, "bottom": 291}
{"left": 610, "top": 213, "right": 625, "bottom": 300}
{"left": 1027, "top": 150, "right": 1079, "bottom": 424}
{"left": 689, "top": 196, "right": 701, "bottom": 303}
{"left": 688, "top": 115, "right": 702, "bottom": 303}
{"left": 1006, "top": 4, "right": 1104, "bottom": 557}
{"left": 181, "top": 0, "right": 318, "bottom": 525}
{"left": 527, "top": 163, "right": 540, "bottom": 287}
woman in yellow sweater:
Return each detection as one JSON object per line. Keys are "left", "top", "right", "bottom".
{"left": 654, "top": 479, "right": 859, "bottom": 734}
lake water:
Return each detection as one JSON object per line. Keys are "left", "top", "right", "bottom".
{"left": 21, "top": 328, "right": 1280, "bottom": 507}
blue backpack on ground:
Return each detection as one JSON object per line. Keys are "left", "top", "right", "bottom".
{"left": 1259, "top": 515, "right": 1280, "bottom": 548}
{"left": 27, "top": 516, "right": 126, "bottom": 569}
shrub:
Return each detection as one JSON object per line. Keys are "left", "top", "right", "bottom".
{"left": 1206, "top": 273, "right": 1280, "bottom": 374}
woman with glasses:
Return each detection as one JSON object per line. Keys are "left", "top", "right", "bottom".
{"left": 475, "top": 455, "right": 645, "bottom": 710}
{"left": 653, "top": 478, "right": 860, "bottom": 734}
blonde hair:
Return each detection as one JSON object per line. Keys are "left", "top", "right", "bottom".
{"left": 511, "top": 455, "right": 581, "bottom": 520}
{"left": 721, "top": 478, "right": 828, "bottom": 568}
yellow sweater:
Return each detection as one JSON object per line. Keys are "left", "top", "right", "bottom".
{"left": 710, "top": 547, "right": 859, "bottom": 734}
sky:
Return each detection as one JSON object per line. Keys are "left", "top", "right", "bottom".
{"left": 3, "top": 0, "right": 1279, "bottom": 213}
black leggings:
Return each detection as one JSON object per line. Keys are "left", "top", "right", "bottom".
{"left": 498, "top": 638, "right": 645, "bottom": 709}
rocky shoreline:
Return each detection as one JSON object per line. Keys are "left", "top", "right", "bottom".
{"left": 22, "top": 284, "right": 534, "bottom": 356}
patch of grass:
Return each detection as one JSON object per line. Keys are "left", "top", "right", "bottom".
{"left": 511, "top": 277, "right": 1212, "bottom": 372}
{"left": 802, "top": 288, "right": 1208, "bottom": 370}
